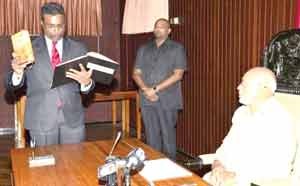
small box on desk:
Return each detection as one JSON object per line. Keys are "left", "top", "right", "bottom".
{"left": 28, "top": 154, "right": 55, "bottom": 167}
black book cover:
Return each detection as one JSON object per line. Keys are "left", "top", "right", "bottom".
{"left": 51, "top": 52, "right": 119, "bottom": 88}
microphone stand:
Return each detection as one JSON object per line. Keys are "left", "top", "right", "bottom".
{"left": 30, "top": 137, "right": 36, "bottom": 159}
{"left": 184, "top": 157, "right": 203, "bottom": 170}
{"left": 124, "top": 167, "right": 130, "bottom": 186}
{"left": 108, "top": 131, "right": 122, "bottom": 157}
{"left": 103, "top": 131, "right": 122, "bottom": 186}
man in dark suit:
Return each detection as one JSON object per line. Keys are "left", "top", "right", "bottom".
{"left": 6, "top": 2, "right": 94, "bottom": 146}
{"left": 132, "top": 18, "right": 187, "bottom": 159}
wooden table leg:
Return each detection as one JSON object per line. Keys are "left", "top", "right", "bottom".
{"left": 112, "top": 101, "right": 117, "bottom": 126}
{"left": 121, "top": 100, "right": 126, "bottom": 136}
{"left": 111, "top": 101, "right": 118, "bottom": 137}
{"left": 136, "top": 93, "right": 141, "bottom": 140}
{"left": 125, "top": 99, "right": 130, "bottom": 135}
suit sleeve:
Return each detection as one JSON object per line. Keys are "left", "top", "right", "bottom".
{"left": 77, "top": 41, "right": 95, "bottom": 94}
{"left": 80, "top": 80, "right": 95, "bottom": 94}
{"left": 5, "top": 71, "right": 26, "bottom": 91}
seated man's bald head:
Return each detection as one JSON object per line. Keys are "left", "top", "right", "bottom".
{"left": 244, "top": 67, "right": 276, "bottom": 93}
{"left": 238, "top": 67, "right": 276, "bottom": 106}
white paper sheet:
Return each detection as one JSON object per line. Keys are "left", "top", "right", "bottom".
{"left": 139, "top": 158, "right": 192, "bottom": 183}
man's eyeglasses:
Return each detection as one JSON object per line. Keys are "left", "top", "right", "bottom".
{"left": 44, "top": 24, "right": 65, "bottom": 29}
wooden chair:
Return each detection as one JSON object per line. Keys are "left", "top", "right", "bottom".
{"left": 15, "top": 96, "right": 26, "bottom": 148}
{"left": 92, "top": 90, "right": 142, "bottom": 139}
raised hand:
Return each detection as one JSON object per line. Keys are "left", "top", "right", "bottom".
{"left": 11, "top": 53, "right": 34, "bottom": 75}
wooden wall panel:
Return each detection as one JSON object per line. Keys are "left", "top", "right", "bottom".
{"left": 172, "top": 0, "right": 296, "bottom": 155}
{"left": 120, "top": 34, "right": 152, "bottom": 90}
{"left": 120, "top": 0, "right": 296, "bottom": 155}
{"left": 83, "top": 0, "right": 121, "bottom": 123}
{"left": 0, "top": 37, "right": 15, "bottom": 129}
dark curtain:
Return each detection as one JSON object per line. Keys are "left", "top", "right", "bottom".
{"left": 0, "top": 0, "right": 102, "bottom": 36}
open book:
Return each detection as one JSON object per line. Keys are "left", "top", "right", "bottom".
{"left": 51, "top": 52, "right": 119, "bottom": 88}
{"left": 11, "top": 30, "right": 35, "bottom": 64}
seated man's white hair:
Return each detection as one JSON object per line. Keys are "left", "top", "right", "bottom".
{"left": 248, "top": 67, "right": 277, "bottom": 93}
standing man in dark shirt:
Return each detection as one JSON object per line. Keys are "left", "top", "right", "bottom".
{"left": 132, "top": 18, "right": 187, "bottom": 159}
{"left": 6, "top": 2, "right": 94, "bottom": 146}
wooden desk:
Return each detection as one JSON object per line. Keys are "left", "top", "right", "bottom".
{"left": 93, "top": 91, "right": 142, "bottom": 139}
{"left": 11, "top": 138, "right": 208, "bottom": 186}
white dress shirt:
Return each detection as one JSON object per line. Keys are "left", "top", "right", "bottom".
{"left": 215, "top": 97, "right": 297, "bottom": 185}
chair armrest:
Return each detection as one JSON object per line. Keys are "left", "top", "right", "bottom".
{"left": 198, "top": 153, "right": 216, "bottom": 165}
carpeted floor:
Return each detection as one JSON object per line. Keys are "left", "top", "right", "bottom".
{"left": 0, "top": 134, "right": 13, "bottom": 186}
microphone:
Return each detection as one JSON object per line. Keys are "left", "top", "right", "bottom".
{"left": 123, "top": 148, "right": 146, "bottom": 186}
{"left": 98, "top": 158, "right": 126, "bottom": 178}
{"left": 184, "top": 157, "right": 203, "bottom": 169}
{"left": 108, "top": 131, "right": 122, "bottom": 157}
{"left": 98, "top": 131, "right": 123, "bottom": 185}
{"left": 125, "top": 148, "right": 146, "bottom": 170}
{"left": 98, "top": 148, "right": 146, "bottom": 178}
{"left": 97, "top": 133, "right": 146, "bottom": 186}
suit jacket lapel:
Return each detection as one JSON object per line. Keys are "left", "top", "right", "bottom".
{"left": 35, "top": 37, "right": 54, "bottom": 80}
{"left": 62, "top": 38, "right": 70, "bottom": 62}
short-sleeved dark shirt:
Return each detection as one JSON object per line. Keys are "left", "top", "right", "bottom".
{"left": 134, "top": 38, "right": 187, "bottom": 109}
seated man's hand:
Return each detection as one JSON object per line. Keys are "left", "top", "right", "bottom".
{"left": 66, "top": 63, "right": 93, "bottom": 86}
{"left": 210, "top": 160, "right": 236, "bottom": 186}
{"left": 220, "top": 170, "right": 236, "bottom": 186}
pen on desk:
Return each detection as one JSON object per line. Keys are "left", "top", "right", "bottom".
{"left": 147, "top": 181, "right": 154, "bottom": 186}
{"left": 30, "top": 137, "right": 36, "bottom": 159}
{"left": 177, "top": 183, "right": 198, "bottom": 186}
{"left": 31, "top": 151, "right": 35, "bottom": 159}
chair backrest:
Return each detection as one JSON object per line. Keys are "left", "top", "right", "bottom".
{"left": 293, "top": 117, "right": 300, "bottom": 181}
{"left": 274, "top": 93, "right": 300, "bottom": 177}
{"left": 15, "top": 95, "right": 26, "bottom": 148}
{"left": 262, "top": 29, "right": 300, "bottom": 94}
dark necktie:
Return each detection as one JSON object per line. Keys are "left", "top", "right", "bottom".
{"left": 51, "top": 41, "right": 61, "bottom": 69}
{"left": 51, "top": 41, "right": 63, "bottom": 108}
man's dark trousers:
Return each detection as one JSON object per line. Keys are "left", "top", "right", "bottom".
{"left": 141, "top": 102, "right": 178, "bottom": 160}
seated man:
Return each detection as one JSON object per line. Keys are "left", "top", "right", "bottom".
{"left": 206, "top": 67, "right": 297, "bottom": 186}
